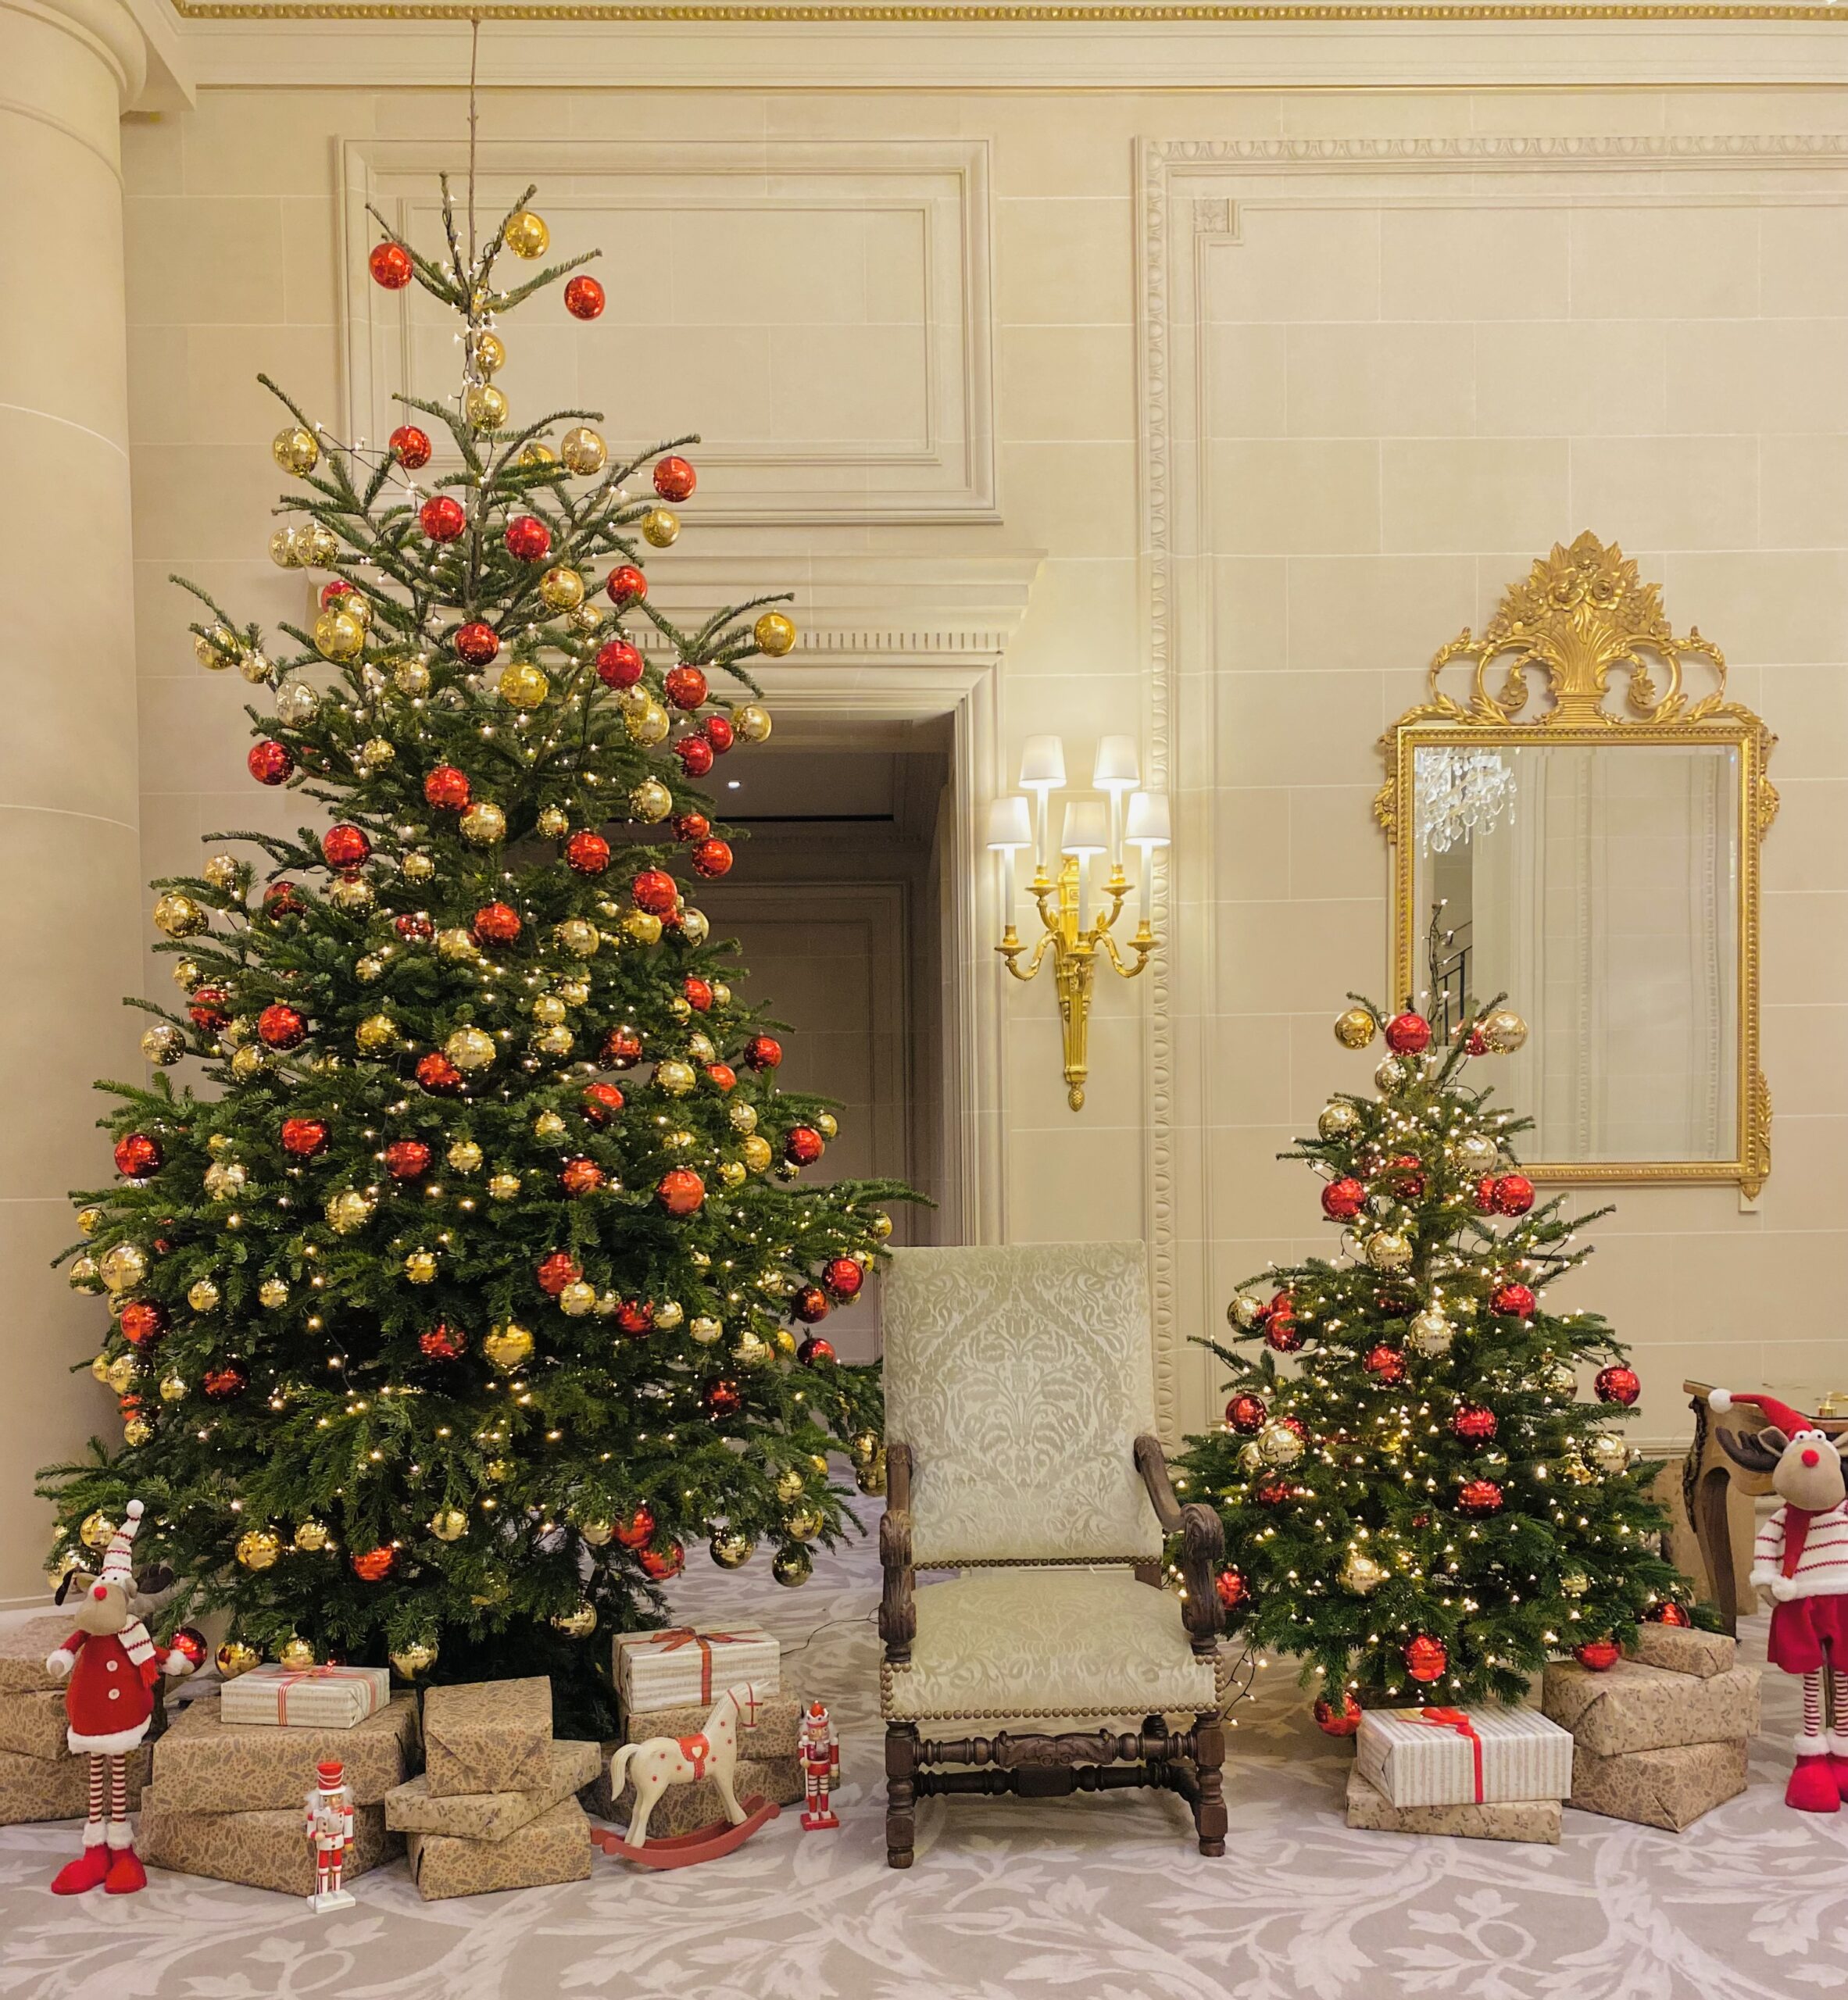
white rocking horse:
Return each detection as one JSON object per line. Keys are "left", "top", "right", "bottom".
{"left": 601, "top": 1682, "right": 780, "bottom": 1865}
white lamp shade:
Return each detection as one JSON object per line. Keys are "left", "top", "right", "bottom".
{"left": 1092, "top": 735, "right": 1141, "bottom": 793}
{"left": 1019, "top": 734, "right": 1067, "bottom": 791}
{"left": 1124, "top": 791, "right": 1171, "bottom": 848}
{"left": 1060, "top": 798, "right": 1109, "bottom": 857}
{"left": 985, "top": 795, "right": 1033, "bottom": 851}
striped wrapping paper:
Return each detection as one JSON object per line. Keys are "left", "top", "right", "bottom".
{"left": 1356, "top": 1705, "right": 1574, "bottom": 1808}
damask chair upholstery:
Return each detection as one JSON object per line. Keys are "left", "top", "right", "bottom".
{"left": 878, "top": 1241, "right": 1227, "bottom": 1867}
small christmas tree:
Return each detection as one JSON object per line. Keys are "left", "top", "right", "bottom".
{"left": 1181, "top": 995, "right": 1685, "bottom": 1725}
{"left": 41, "top": 182, "right": 910, "bottom": 1726}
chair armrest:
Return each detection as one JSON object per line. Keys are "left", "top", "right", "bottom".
{"left": 878, "top": 1441, "right": 917, "bottom": 1663}
{"left": 1136, "top": 1434, "right": 1225, "bottom": 1648}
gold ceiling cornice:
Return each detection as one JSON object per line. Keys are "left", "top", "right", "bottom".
{"left": 166, "top": 2, "right": 1848, "bottom": 22}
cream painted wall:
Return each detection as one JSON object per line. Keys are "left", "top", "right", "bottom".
{"left": 99, "top": 80, "right": 1848, "bottom": 1609}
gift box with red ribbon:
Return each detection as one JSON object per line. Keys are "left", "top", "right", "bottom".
{"left": 1356, "top": 1705, "right": 1573, "bottom": 1809}
{"left": 219, "top": 1662, "right": 391, "bottom": 1730}
{"left": 613, "top": 1624, "right": 780, "bottom": 1715}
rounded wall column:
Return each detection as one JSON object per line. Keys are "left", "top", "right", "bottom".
{"left": 0, "top": 0, "right": 146, "bottom": 1604}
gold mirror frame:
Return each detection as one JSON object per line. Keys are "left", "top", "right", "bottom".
{"left": 1374, "top": 533, "right": 1777, "bottom": 1195}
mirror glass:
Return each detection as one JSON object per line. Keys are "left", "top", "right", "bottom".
{"left": 1410, "top": 740, "right": 1740, "bottom": 1165}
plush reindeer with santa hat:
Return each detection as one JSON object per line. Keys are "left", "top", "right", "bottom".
{"left": 44, "top": 1498, "right": 195, "bottom": 1892}
{"left": 1711, "top": 1391, "right": 1848, "bottom": 1812}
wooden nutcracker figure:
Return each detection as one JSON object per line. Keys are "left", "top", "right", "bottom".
{"left": 44, "top": 1499, "right": 194, "bottom": 1895}
{"left": 305, "top": 1759, "right": 356, "bottom": 1911}
{"left": 799, "top": 1699, "right": 839, "bottom": 1830}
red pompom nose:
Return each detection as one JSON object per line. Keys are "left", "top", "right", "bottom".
{"left": 91, "top": 1583, "right": 108, "bottom": 1600}
{"left": 1803, "top": 1448, "right": 1821, "bottom": 1467}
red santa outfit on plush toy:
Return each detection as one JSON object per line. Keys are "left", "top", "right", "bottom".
{"left": 799, "top": 1700, "right": 840, "bottom": 1830}
{"left": 1710, "top": 1391, "right": 1848, "bottom": 1812}
{"left": 304, "top": 1759, "right": 356, "bottom": 1912}
{"left": 43, "top": 1499, "right": 195, "bottom": 1893}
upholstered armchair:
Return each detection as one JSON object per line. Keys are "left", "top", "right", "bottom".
{"left": 878, "top": 1241, "right": 1227, "bottom": 1867}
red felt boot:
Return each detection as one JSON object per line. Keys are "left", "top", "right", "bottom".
{"left": 1830, "top": 1753, "right": 1848, "bottom": 1802}
{"left": 103, "top": 1845, "right": 147, "bottom": 1895}
{"left": 51, "top": 1842, "right": 112, "bottom": 1895}
{"left": 1786, "top": 1754, "right": 1840, "bottom": 1813}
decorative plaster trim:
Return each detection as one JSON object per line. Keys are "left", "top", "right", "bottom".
{"left": 166, "top": 2, "right": 1848, "bottom": 20}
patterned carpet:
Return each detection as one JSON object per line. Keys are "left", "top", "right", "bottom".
{"left": 2, "top": 1515, "right": 1844, "bottom": 2000}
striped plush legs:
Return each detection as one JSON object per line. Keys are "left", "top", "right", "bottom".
{"left": 1789, "top": 1670, "right": 1840, "bottom": 1813}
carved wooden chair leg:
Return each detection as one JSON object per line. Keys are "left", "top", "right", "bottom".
{"left": 1192, "top": 1712, "right": 1227, "bottom": 1856}
{"left": 885, "top": 1723, "right": 919, "bottom": 1869}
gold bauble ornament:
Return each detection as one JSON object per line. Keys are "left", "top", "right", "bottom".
{"left": 341, "top": 592, "right": 373, "bottom": 630}
{"left": 1450, "top": 1133, "right": 1499, "bottom": 1174}
{"left": 575, "top": 1517, "right": 615, "bottom": 1549}
{"left": 774, "top": 1466, "right": 806, "bottom": 1505}
{"left": 559, "top": 426, "right": 606, "bottom": 475}
{"left": 532, "top": 995, "right": 568, "bottom": 1027}
{"left": 1340, "top": 1549, "right": 1387, "bottom": 1596}
{"left": 551, "top": 1603, "right": 599, "bottom": 1639}
{"left": 519, "top": 441, "right": 558, "bottom": 470}
{"left": 277, "top": 1635, "right": 316, "bottom": 1670}
{"left": 1588, "top": 1432, "right": 1631, "bottom": 1477}
{"left": 710, "top": 1528, "right": 755, "bottom": 1570}
{"left": 391, "top": 1641, "right": 438, "bottom": 1679}
{"left": 153, "top": 891, "right": 208, "bottom": 939}
{"left": 1482, "top": 1008, "right": 1529, "bottom": 1055}
{"left": 629, "top": 777, "right": 673, "bottom": 824}
{"left": 559, "top": 1280, "right": 597, "bottom": 1317}
{"left": 69, "top": 1255, "right": 100, "bottom": 1292}
{"left": 536, "top": 805, "right": 570, "bottom": 840}
{"left": 238, "top": 648, "right": 273, "bottom": 685}
{"left": 505, "top": 209, "right": 550, "bottom": 259}
{"left": 437, "top": 928, "right": 479, "bottom": 962}
{"left": 193, "top": 625, "right": 236, "bottom": 672}
{"left": 1561, "top": 1570, "right": 1590, "bottom": 1597}
{"left": 1544, "top": 1362, "right": 1578, "bottom": 1398}
{"left": 770, "top": 1545, "right": 813, "bottom": 1588}
{"left": 734, "top": 1331, "right": 772, "bottom": 1370}
{"left": 719, "top": 1161, "right": 746, "bottom": 1190}
{"left": 202, "top": 1162, "right": 245, "bottom": 1200}
{"left": 488, "top": 1172, "right": 521, "bottom": 1201}
{"left": 356, "top": 955, "right": 384, "bottom": 984}
{"left": 79, "top": 1510, "right": 117, "bottom": 1553}
{"left": 313, "top": 609, "right": 365, "bottom": 663}
{"left": 359, "top": 736, "right": 395, "bottom": 772}
{"left": 429, "top": 1507, "right": 468, "bottom": 1542}
{"left": 170, "top": 959, "right": 202, "bottom": 993}
{"left": 625, "top": 700, "right": 670, "bottom": 747}
{"left": 201, "top": 853, "right": 245, "bottom": 895}
{"left": 685, "top": 1033, "right": 717, "bottom": 1066}
{"left": 461, "top": 802, "right": 507, "bottom": 846}
{"left": 1317, "top": 1102, "right": 1360, "bottom": 1142}
{"left": 681, "top": 909, "right": 710, "bottom": 946}
{"left": 1374, "top": 1056, "right": 1407, "bottom": 1093}
{"left": 534, "top": 1025, "right": 574, "bottom": 1060}
{"left": 1333, "top": 1006, "right": 1378, "bottom": 1051}
{"left": 395, "top": 657, "right": 431, "bottom": 697}
{"left": 445, "top": 1025, "right": 496, "bottom": 1073}
{"left": 269, "top": 527, "right": 302, "bottom": 568}
{"left": 106, "top": 1354, "right": 138, "bottom": 1395}
{"left": 484, "top": 1323, "right": 534, "bottom": 1372}
{"left": 538, "top": 566, "right": 584, "bottom": 612}
{"left": 856, "top": 1448, "right": 888, "bottom": 1498}
{"left": 1364, "top": 1229, "right": 1413, "bottom": 1274}
{"left": 159, "top": 1372, "right": 186, "bottom": 1403}
{"left": 402, "top": 850, "right": 435, "bottom": 882}
{"left": 272, "top": 425, "right": 319, "bottom": 475}
{"left": 484, "top": 1459, "right": 512, "bottom": 1484}
{"left": 141, "top": 1024, "right": 184, "bottom": 1066}
{"left": 533, "top": 1109, "right": 567, "bottom": 1141}
{"left": 235, "top": 1529, "right": 281, "bottom": 1572}
{"left": 292, "top": 1520, "right": 330, "bottom": 1552}
{"left": 728, "top": 1103, "right": 759, "bottom": 1137}
{"left": 753, "top": 612, "right": 796, "bottom": 656}
{"left": 641, "top": 507, "right": 679, "bottom": 549}
{"left": 1407, "top": 1308, "right": 1453, "bottom": 1358}
{"left": 298, "top": 525, "right": 338, "bottom": 567}
{"left": 568, "top": 602, "right": 603, "bottom": 634}
{"left": 869, "top": 1211, "right": 894, "bottom": 1242}
{"left": 556, "top": 918, "right": 599, "bottom": 957}
{"left": 474, "top": 330, "right": 506, "bottom": 377}
{"left": 623, "top": 911, "right": 663, "bottom": 946}
{"left": 258, "top": 1277, "right": 290, "bottom": 1309}
{"left": 231, "top": 1046, "right": 265, "bottom": 1080}
{"left": 499, "top": 662, "right": 551, "bottom": 710}
{"left": 1558, "top": 1448, "right": 1594, "bottom": 1487}
{"left": 122, "top": 1417, "right": 153, "bottom": 1448}
{"left": 689, "top": 1315, "right": 722, "bottom": 1345}
{"left": 654, "top": 1059, "right": 695, "bottom": 1097}
{"left": 448, "top": 1138, "right": 484, "bottom": 1173}
{"left": 88, "top": 1351, "right": 113, "bottom": 1386}
{"left": 710, "top": 980, "right": 730, "bottom": 1007}
{"left": 328, "top": 874, "right": 374, "bottom": 913}
{"left": 99, "top": 1243, "right": 148, "bottom": 1294}
{"left": 648, "top": 1300, "right": 682, "bottom": 1332}
{"left": 404, "top": 1248, "right": 438, "bottom": 1284}
{"left": 77, "top": 1205, "right": 104, "bottom": 1238}
{"left": 326, "top": 1188, "right": 376, "bottom": 1234}
{"left": 740, "top": 1135, "right": 772, "bottom": 1174}
{"left": 356, "top": 1012, "right": 398, "bottom": 1053}
{"left": 734, "top": 702, "right": 772, "bottom": 745}
{"left": 216, "top": 1641, "right": 260, "bottom": 1680}
{"left": 464, "top": 383, "right": 509, "bottom": 432}
{"left": 1259, "top": 1421, "right": 1303, "bottom": 1467}
{"left": 817, "top": 1112, "right": 838, "bottom": 1141}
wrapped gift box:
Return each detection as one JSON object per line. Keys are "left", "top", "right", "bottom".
{"left": 1542, "top": 1659, "right": 1760, "bottom": 1759}
{"left": 220, "top": 1662, "right": 391, "bottom": 1730}
{"left": 406, "top": 1796, "right": 592, "bottom": 1899}
{"left": 1626, "top": 1625, "right": 1737, "bottom": 1680}
{"left": 595, "top": 1751, "right": 801, "bottom": 1836}
{"left": 139, "top": 1786, "right": 398, "bottom": 1895}
{"left": 619, "top": 1694, "right": 803, "bottom": 1762}
{"left": 422, "top": 1678, "right": 552, "bottom": 1798}
{"left": 613, "top": 1625, "right": 779, "bottom": 1712}
{"left": 0, "top": 1617, "right": 76, "bottom": 1696}
{"left": 387, "top": 1739, "right": 599, "bottom": 1841}
{"left": 1569, "top": 1738, "right": 1749, "bottom": 1832}
{"left": 0, "top": 1690, "right": 71, "bottom": 1761}
{"left": 153, "top": 1691, "right": 420, "bottom": 1811}
{"left": 1345, "top": 1767, "right": 1561, "bottom": 1845}
{"left": 0, "top": 1743, "right": 147, "bottom": 1826}
{"left": 1356, "top": 1705, "right": 1572, "bottom": 1809}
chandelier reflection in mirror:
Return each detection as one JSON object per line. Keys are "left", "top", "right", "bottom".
{"left": 1414, "top": 745, "right": 1517, "bottom": 855}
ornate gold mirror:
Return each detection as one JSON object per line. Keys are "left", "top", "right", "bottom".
{"left": 1376, "top": 534, "right": 1776, "bottom": 1195}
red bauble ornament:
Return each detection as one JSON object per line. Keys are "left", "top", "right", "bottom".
{"left": 1216, "top": 1567, "right": 1250, "bottom": 1611}
{"left": 706, "top": 1063, "right": 736, "bottom": 1092}
{"left": 824, "top": 1257, "right": 864, "bottom": 1300}
{"left": 263, "top": 881, "right": 304, "bottom": 920}
{"left": 639, "top": 1540, "right": 685, "bottom": 1581}
{"left": 420, "top": 495, "right": 466, "bottom": 542}
{"left": 452, "top": 621, "right": 499, "bottom": 666}
{"left": 415, "top": 1052, "right": 463, "bottom": 1094}
{"left": 596, "top": 639, "right": 643, "bottom": 689}
{"left": 664, "top": 664, "right": 707, "bottom": 711}
{"left": 257, "top": 1003, "right": 306, "bottom": 1050}
{"left": 473, "top": 902, "right": 521, "bottom": 945}
{"left": 1494, "top": 1173, "right": 1535, "bottom": 1217}
{"left": 1314, "top": 1692, "right": 1363, "bottom": 1737}
{"left": 504, "top": 515, "right": 552, "bottom": 562}
{"left": 167, "top": 1627, "right": 208, "bottom": 1670}
{"left": 202, "top": 1362, "right": 247, "bottom": 1401}
{"left": 420, "top": 1322, "right": 464, "bottom": 1360}
{"left": 389, "top": 424, "right": 431, "bottom": 470}
{"left": 1452, "top": 1402, "right": 1499, "bottom": 1444}
{"left": 248, "top": 740, "right": 294, "bottom": 786}
{"left": 1385, "top": 1012, "right": 1432, "bottom": 1055}
{"left": 1474, "top": 1175, "right": 1499, "bottom": 1215}
{"left": 798, "top": 1336, "right": 836, "bottom": 1366}
{"left": 120, "top": 1302, "right": 166, "bottom": 1349}
{"left": 188, "top": 988, "right": 230, "bottom": 1033}
{"left": 1465, "top": 1028, "right": 1489, "bottom": 1055}
{"left": 424, "top": 765, "right": 471, "bottom": 811}
{"left": 631, "top": 868, "right": 677, "bottom": 916}
{"left": 1457, "top": 1478, "right": 1505, "bottom": 1516}
{"left": 368, "top": 241, "right": 412, "bottom": 289}
{"left": 536, "top": 1252, "right": 581, "bottom": 1295}
{"left": 1490, "top": 1281, "right": 1536, "bottom": 1320}
{"left": 656, "top": 1168, "right": 706, "bottom": 1217}
{"left": 384, "top": 1140, "right": 431, "bottom": 1180}
{"left": 605, "top": 564, "right": 647, "bottom": 607}
{"left": 583, "top": 1082, "right": 626, "bottom": 1124}
{"left": 1387, "top": 1154, "right": 1426, "bottom": 1202}
{"left": 281, "top": 1116, "right": 328, "bottom": 1157}
{"left": 1364, "top": 1344, "right": 1407, "bottom": 1384}
{"left": 1255, "top": 1480, "right": 1293, "bottom": 1508}
{"left": 1225, "top": 1394, "right": 1267, "bottom": 1434}
{"left": 704, "top": 715, "right": 735, "bottom": 755}
{"left": 1321, "top": 1176, "right": 1365, "bottom": 1222}
{"left": 614, "top": 1505, "right": 656, "bottom": 1551}
{"left": 653, "top": 455, "right": 696, "bottom": 502}
{"left": 1404, "top": 1635, "right": 1448, "bottom": 1683}
{"left": 683, "top": 976, "right": 713, "bottom": 1013}
{"left": 566, "top": 831, "right": 610, "bottom": 876}
{"left": 601, "top": 1027, "right": 642, "bottom": 1070}
{"left": 785, "top": 1127, "right": 824, "bottom": 1167}
{"left": 395, "top": 912, "right": 434, "bottom": 943}
{"left": 560, "top": 1157, "right": 604, "bottom": 1197}
{"left": 792, "top": 1287, "right": 831, "bottom": 1324}
{"left": 1653, "top": 1602, "right": 1693, "bottom": 1628}
{"left": 745, "top": 1034, "right": 782, "bottom": 1073}
{"left": 616, "top": 1298, "right": 653, "bottom": 1338}
{"left": 322, "top": 824, "right": 370, "bottom": 870}
{"left": 1595, "top": 1364, "right": 1640, "bottom": 1407}
{"left": 674, "top": 812, "right": 710, "bottom": 844}
{"left": 563, "top": 274, "right": 606, "bottom": 320}
{"left": 350, "top": 1546, "right": 395, "bottom": 1583}
{"left": 320, "top": 580, "right": 355, "bottom": 611}
{"left": 691, "top": 838, "right": 732, "bottom": 880}
{"left": 702, "top": 1380, "right": 743, "bottom": 1423}
{"left": 676, "top": 735, "right": 715, "bottom": 779}
{"left": 115, "top": 1134, "right": 162, "bottom": 1177}
{"left": 1264, "top": 1302, "right": 1302, "bottom": 1354}
{"left": 1574, "top": 1638, "right": 1621, "bottom": 1672}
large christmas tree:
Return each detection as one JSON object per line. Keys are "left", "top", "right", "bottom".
{"left": 42, "top": 184, "right": 906, "bottom": 1723}
{"left": 1181, "top": 996, "right": 1685, "bottom": 1721}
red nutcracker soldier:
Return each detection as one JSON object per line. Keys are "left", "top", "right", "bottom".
{"left": 799, "top": 1699, "right": 840, "bottom": 1830}
{"left": 44, "top": 1499, "right": 194, "bottom": 1895}
{"left": 304, "top": 1759, "right": 356, "bottom": 1911}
